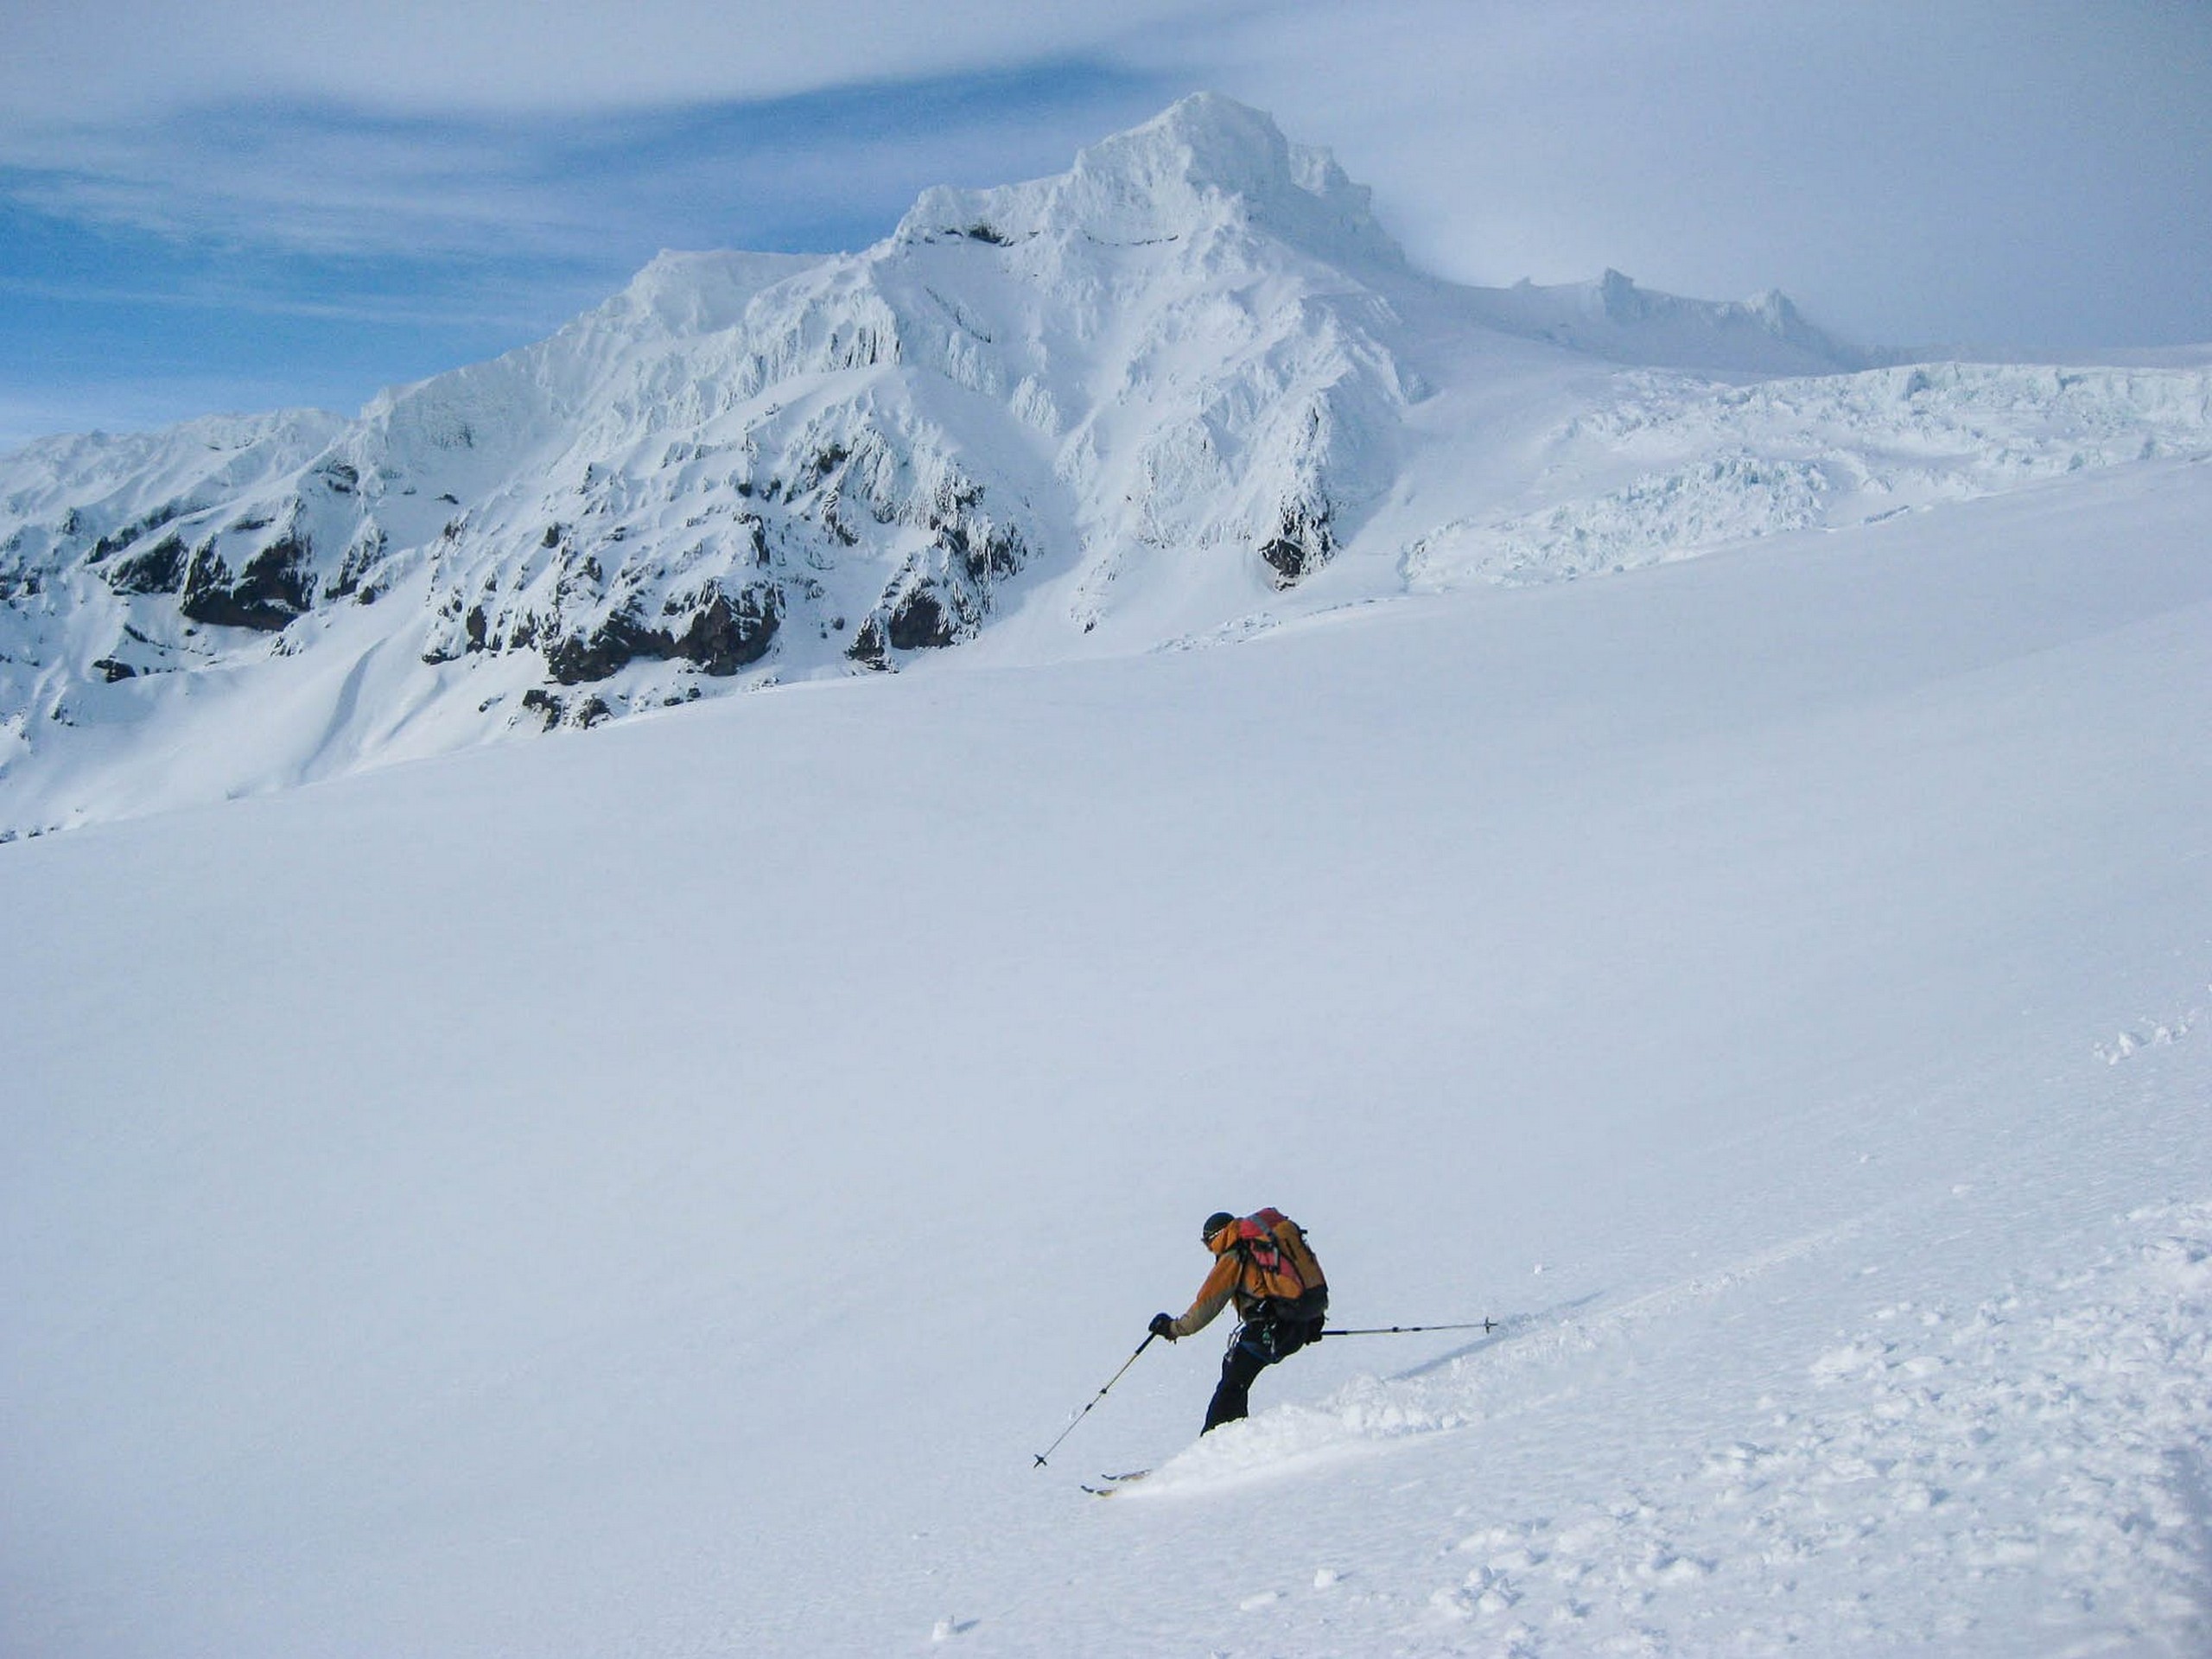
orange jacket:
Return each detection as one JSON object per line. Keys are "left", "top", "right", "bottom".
{"left": 1165, "top": 1233, "right": 1249, "bottom": 1338}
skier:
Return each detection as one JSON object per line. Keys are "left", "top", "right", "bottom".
{"left": 1149, "top": 1208, "right": 1329, "bottom": 1432}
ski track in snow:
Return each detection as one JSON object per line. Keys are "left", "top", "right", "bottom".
{"left": 1017, "top": 1156, "right": 2212, "bottom": 1657}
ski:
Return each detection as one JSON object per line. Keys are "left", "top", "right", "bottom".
{"left": 1082, "top": 1469, "right": 1151, "bottom": 1497}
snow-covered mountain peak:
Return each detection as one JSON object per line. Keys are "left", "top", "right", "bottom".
{"left": 5, "top": 95, "right": 2210, "bottom": 842}
{"left": 896, "top": 92, "right": 1401, "bottom": 267}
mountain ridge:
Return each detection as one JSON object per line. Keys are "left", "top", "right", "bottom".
{"left": 3, "top": 93, "right": 2209, "bottom": 840}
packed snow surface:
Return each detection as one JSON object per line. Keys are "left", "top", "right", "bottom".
{"left": 3, "top": 450, "right": 2210, "bottom": 1655}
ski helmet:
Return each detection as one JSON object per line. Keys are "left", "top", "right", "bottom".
{"left": 1201, "top": 1211, "right": 1236, "bottom": 1244}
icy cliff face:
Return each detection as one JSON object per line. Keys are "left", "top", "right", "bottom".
{"left": 3, "top": 93, "right": 2209, "bottom": 836}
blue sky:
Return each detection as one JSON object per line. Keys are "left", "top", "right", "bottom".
{"left": 0, "top": 59, "right": 1179, "bottom": 441}
{"left": 3, "top": 1, "right": 2208, "bottom": 448}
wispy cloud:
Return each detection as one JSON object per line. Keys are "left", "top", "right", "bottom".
{"left": 3, "top": 59, "right": 1188, "bottom": 263}
{"left": 3, "top": 0, "right": 1221, "bottom": 123}
{"left": 2, "top": 0, "right": 2205, "bottom": 446}
{"left": 0, "top": 60, "right": 1180, "bottom": 438}
{"left": 0, "top": 269, "right": 569, "bottom": 334}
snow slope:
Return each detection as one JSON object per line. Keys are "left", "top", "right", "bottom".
{"left": 7, "top": 92, "right": 2208, "bottom": 842}
{"left": 3, "top": 450, "right": 2209, "bottom": 1656}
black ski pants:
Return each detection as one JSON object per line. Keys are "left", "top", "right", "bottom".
{"left": 1201, "top": 1318, "right": 1312, "bottom": 1433}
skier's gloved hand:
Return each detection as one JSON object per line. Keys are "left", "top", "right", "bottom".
{"left": 1148, "top": 1313, "right": 1177, "bottom": 1340}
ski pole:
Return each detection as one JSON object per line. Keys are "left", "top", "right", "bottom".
{"left": 1322, "top": 1319, "right": 1498, "bottom": 1336}
{"left": 1033, "top": 1332, "right": 1156, "bottom": 1469}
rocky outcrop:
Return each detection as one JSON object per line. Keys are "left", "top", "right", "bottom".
{"left": 87, "top": 504, "right": 188, "bottom": 565}
{"left": 1257, "top": 499, "right": 1334, "bottom": 587}
{"left": 669, "top": 584, "right": 783, "bottom": 675}
{"left": 543, "top": 580, "right": 783, "bottom": 685}
{"left": 102, "top": 533, "right": 190, "bottom": 597}
{"left": 178, "top": 531, "right": 315, "bottom": 630}
{"left": 846, "top": 484, "right": 1028, "bottom": 668}
{"left": 849, "top": 576, "right": 966, "bottom": 668}
{"left": 327, "top": 526, "right": 389, "bottom": 601}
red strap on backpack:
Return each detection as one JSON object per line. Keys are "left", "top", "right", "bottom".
{"left": 1233, "top": 1213, "right": 1303, "bottom": 1298}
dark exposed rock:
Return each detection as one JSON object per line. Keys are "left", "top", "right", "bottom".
{"left": 543, "top": 626, "right": 630, "bottom": 685}
{"left": 1256, "top": 499, "right": 1334, "bottom": 587}
{"left": 847, "top": 615, "right": 890, "bottom": 670}
{"left": 89, "top": 503, "right": 186, "bottom": 566}
{"left": 316, "top": 461, "right": 359, "bottom": 495}
{"left": 545, "top": 580, "right": 782, "bottom": 684}
{"left": 886, "top": 583, "right": 955, "bottom": 651}
{"left": 103, "top": 533, "right": 188, "bottom": 595}
{"left": 518, "top": 688, "right": 610, "bottom": 730}
{"left": 92, "top": 658, "right": 137, "bottom": 682}
{"left": 937, "top": 518, "right": 1024, "bottom": 583}
{"left": 179, "top": 531, "right": 315, "bottom": 631}
{"left": 669, "top": 583, "right": 782, "bottom": 676}
{"left": 841, "top": 492, "right": 1014, "bottom": 665}
{"left": 327, "top": 528, "right": 387, "bottom": 601}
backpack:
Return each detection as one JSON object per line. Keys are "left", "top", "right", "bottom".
{"left": 1233, "top": 1207, "right": 1329, "bottom": 1327}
